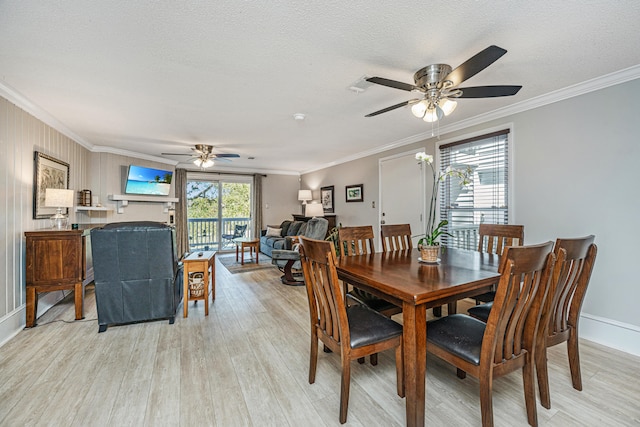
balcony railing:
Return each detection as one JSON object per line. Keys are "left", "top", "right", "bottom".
{"left": 188, "top": 217, "right": 251, "bottom": 251}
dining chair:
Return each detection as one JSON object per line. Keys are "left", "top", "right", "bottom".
{"left": 298, "top": 236, "right": 404, "bottom": 424}
{"left": 380, "top": 223, "right": 413, "bottom": 252}
{"left": 535, "top": 235, "right": 597, "bottom": 409}
{"left": 426, "top": 241, "right": 555, "bottom": 427}
{"left": 339, "top": 226, "right": 402, "bottom": 318}
{"left": 472, "top": 223, "right": 525, "bottom": 304}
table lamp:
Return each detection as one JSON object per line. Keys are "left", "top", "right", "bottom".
{"left": 44, "top": 188, "right": 74, "bottom": 229}
{"left": 305, "top": 202, "right": 324, "bottom": 218}
{"left": 298, "top": 189, "right": 312, "bottom": 214}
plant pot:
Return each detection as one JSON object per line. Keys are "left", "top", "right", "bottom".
{"left": 420, "top": 245, "right": 440, "bottom": 263}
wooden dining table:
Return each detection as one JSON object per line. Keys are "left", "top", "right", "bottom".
{"left": 336, "top": 247, "right": 502, "bottom": 427}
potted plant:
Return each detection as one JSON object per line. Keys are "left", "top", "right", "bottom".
{"left": 415, "top": 152, "right": 472, "bottom": 262}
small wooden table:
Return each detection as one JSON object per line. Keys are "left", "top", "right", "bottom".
{"left": 233, "top": 237, "right": 260, "bottom": 265}
{"left": 182, "top": 251, "right": 216, "bottom": 318}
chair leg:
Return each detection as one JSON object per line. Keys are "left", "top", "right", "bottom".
{"left": 447, "top": 301, "right": 457, "bottom": 315}
{"left": 309, "top": 334, "right": 318, "bottom": 384}
{"left": 523, "top": 359, "right": 539, "bottom": 427}
{"left": 433, "top": 306, "right": 442, "bottom": 317}
{"left": 456, "top": 368, "right": 467, "bottom": 379}
{"left": 479, "top": 370, "right": 494, "bottom": 427}
{"left": 357, "top": 357, "right": 365, "bottom": 364}
{"left": 567, "top": 328, "right": 583, "bottom": 391}
{"left": 370, "top": 353, "right": 378, "bottom": 366}
{"left": 395, "top": 344, "right": 405, "bottom": 398}
{"left": 535, "top": 344, "right": 551, "bottom": 409}
{"left": 340, "top": 357, "right": 351, "bottom": 424}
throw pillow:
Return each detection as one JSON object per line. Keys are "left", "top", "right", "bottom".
{"left": 266, "top": 226, "right": 282, "bottom": 237}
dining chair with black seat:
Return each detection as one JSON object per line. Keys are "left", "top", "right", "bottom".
{"left": 535, "top": 235, "right": 597, "bottom": 410}
{"left": 339, "top": 225, "right": 402, "bottom": 365}
{"left": 380, "top": 223, "right": 413, "bottom": 252}
{"left": 472, "top": 223, "right": 525, "bottom": 304}
{"left": 339, "top": 225, "right": 402, "bottom": 318}
{"left": 298, "top": 236, "right": 404, "bottom": 424}
{"left": 426, "top": 241, "right": 556, "bottom": 427}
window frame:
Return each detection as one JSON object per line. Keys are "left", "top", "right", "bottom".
{"left": 435, "top": 125, "right": 514, "bottom": 250}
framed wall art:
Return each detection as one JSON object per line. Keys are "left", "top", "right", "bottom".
{"left": 320, "top": 185, "right": 334, "bottom": 213}
{"left": 33, "top": 151, "right": 70, "bottom": 219}
{"left": 345, "top": 184, "right": 363, "bottom": 202}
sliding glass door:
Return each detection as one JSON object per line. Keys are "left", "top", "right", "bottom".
{"left": 186, "top": 177, "right": 252, "bottom": 252}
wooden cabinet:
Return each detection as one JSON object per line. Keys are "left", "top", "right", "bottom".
{"left": 291, "top": 214, "right": 337, "bottom": 238}
{"left": 24, "top": 229, "right": 92, "bottom": 327}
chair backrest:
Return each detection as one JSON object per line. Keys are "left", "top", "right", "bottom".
{"left": 233, "top": 224, "right": 247, "bottom": 238}
{"left": 300, "top": 217, "right": 329, "bottom": 240}
{"left": 483, "top": 241, "right": 555, "bottom": 364}
{"left": 541, "top": 236, "right": 597, "bottom": 345}
{"left": 299, "top": 237, "right": 349, "bottom": 348}
{"left": 338, "top": 225, "right": 375, "bottom": 257}
{"left": 381, "top": 224, "right": 413, "bottom": 252}
{"left": 477, "top": 224, "right": 525, "bottom": 255}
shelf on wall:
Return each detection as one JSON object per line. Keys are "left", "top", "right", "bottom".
{"left": 75, "top": 206, "right": 111, "bottom": 212}
{"left": 109, "top": 194, "right": 179, "bottom": 203}
{"left": 108, "top": 194, "right": 178, "bottom": 214}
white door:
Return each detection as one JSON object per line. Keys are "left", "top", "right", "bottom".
{"left": 379, "top": 150, "right": 425, "bottom": 246}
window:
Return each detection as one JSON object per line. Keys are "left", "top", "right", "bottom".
{"left": 439, "top": 129, "right": 510, "bottom": 249}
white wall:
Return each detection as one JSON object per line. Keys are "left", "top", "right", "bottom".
{"left": 302, "top": 78, "right": 640, "bottom": 355}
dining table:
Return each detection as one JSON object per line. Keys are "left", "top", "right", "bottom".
{"left": 336, "top": 247, "right": 502, "bottom": 427}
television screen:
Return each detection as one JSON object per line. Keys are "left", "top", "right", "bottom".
{"left": 124, "top": 165, "right": 173, "bottom": 196}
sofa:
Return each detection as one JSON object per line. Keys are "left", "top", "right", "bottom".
{"left": 90, "top": 221, "right": 183, "bottom": 332}
{"left": 260, "top": 220, "right": 308, "bottom": 257}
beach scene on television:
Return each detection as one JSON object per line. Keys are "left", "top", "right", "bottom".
{"left": 125, "top": 165, "right": 173, "bottom": 196}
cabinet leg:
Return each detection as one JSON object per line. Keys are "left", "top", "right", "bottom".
{"left": 74, "top": 282, "right": 85, "bottom": 320}
{"left": 26, "top": 287, "right": 37, "bottom": 328}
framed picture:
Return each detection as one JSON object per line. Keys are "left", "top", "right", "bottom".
{"left": 33, "top": 151, "right": 70, "bottom": 219}
{"left": 345, "top": 184, "right": 363, "bottom": 202}
{"left": 320, "top": 185, "right": 334, "bottom": 213}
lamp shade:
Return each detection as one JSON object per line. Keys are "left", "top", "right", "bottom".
{"left": 44, "top": 188, "right": 74, "bottom": 208}
{"left": 297, "top": 189, "right": 312, "bottom": 201}
{"left": 305, "top": 203, "right": 324, "bottom": 218}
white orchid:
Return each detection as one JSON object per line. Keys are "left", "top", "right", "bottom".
{"left": 416, "top": 152, "right": 472, "bottom": 246}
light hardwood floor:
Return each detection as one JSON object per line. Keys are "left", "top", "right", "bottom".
{"left": 1, "top": 259, "right": 639, "bottom": 426}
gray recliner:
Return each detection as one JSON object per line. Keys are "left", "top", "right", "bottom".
{"left": 91, "top": 221, "right": 183, "bottom": 332}
{"left": 272, "top": 217, "right": 329, "bottom": 285}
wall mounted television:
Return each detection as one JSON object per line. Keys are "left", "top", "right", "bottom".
{"left": 124, "top": 165, "right": 174, "bottom": 196}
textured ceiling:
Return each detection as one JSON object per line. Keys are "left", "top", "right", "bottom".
{"left": 1, "top": 1, "right": 640, "bottom": 174}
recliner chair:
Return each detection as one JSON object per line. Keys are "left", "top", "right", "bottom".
{"left": 91, "top": 221, "right": 183, "bottom": 332}
{"left": 271, "top": 217, "right": 329, "bottom": 285}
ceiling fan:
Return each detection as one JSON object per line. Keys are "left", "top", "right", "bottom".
{"left": 161, "top": 144, "right": 240, "bottom": 168}
{"left": 365, "top": 45, "right": 522, "bottom": 122}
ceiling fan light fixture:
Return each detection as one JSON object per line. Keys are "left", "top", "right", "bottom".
{"left": 423, "top": 106, "right": 444, "bottom": 123}
{"left": 194, "top": 158, "right": 214, "bottom": 168}
{"left": 411, "top": 100, "right": 429, "bottom": 118}
{"left": 439, "top": 98, "right": 457, "bottom": 116}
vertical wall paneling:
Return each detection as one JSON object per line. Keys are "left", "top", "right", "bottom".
{"left": 0, "top": 96, "right": 91, "bottom": 343}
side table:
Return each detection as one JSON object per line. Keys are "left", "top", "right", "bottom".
{"left": 233, "top": 237, "right": 260, "bottom": 265}
{"left": 182, "top": 251, "right": 216, "bottom": 318}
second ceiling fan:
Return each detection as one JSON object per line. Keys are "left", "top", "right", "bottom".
{"left": 365, "top": 45, "right": 522, "bottom": 122}
{"left": 162, "top": 144, "right": 240, "bottom": 168}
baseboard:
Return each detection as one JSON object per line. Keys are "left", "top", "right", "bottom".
{"left": 580, "top": 312, "right": 640, "bottom": 357}
{"left": 0, "top": 291, "right": 67, "bottom": 348}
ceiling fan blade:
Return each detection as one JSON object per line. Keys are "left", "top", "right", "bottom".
{"left": 366, "top": 77, "right": 416, "bottom": 92}
{"left": 456, "top": 85, "right": 522, "bottom": 98}
{"left": 445, "top": 45, "right": 507, "bottom": 87}
{"left": 365, "top": 100, "right": 419, "bottom": 117}
{"left": 213, "top": 153, "right": 240, "bottom": 158}
{"left": 161, "top": 152, "right": 196, "bottom": 157}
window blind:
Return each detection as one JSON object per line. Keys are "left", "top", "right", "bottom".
{"left": 439, "top": 129, "right": 510, "bottom": 249}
